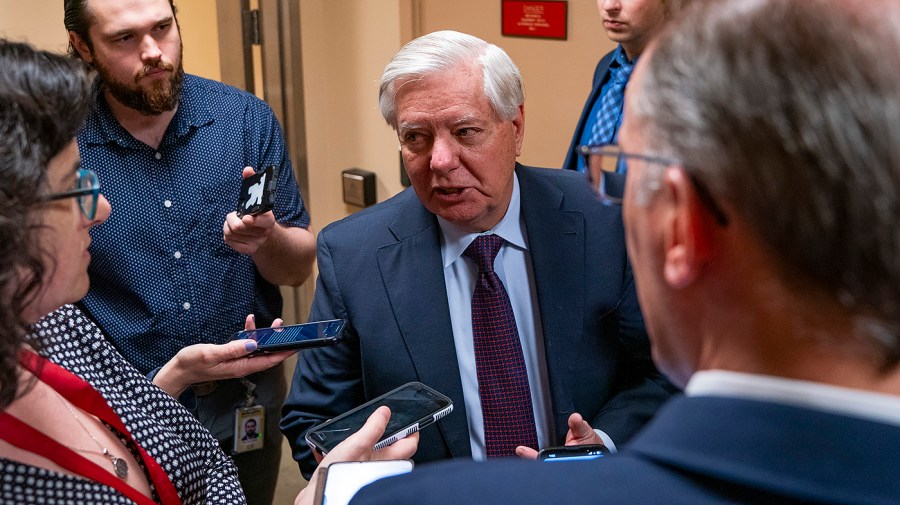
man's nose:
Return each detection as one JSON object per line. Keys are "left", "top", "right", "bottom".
{"left": 141, "top": 35, "right": 163, "bottom": 63}
{"left": 430, "top": 135, "right": 459, "bottom": 174}
{"left": 602, "top": 0, "right": 622, "bottom": 13}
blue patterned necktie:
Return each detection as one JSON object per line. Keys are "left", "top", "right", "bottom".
{"left": 464, "top": 234, "right": 538, "bottom": 457}
{"left": 588, "top": 55, "right": 635, "bottom": 146}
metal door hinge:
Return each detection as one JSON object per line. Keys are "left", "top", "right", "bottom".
{"left": 246, "top": 8, "right": 261, "bottom": 45}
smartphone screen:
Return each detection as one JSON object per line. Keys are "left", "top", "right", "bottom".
{"left": 538, "top": 444, "right": 609, "bottom": 462}
{"left": 306, "top": 382, "right": 453, "bottom": 454}
{"left": 234, "top": 319, "right": 346, "bottom": 354}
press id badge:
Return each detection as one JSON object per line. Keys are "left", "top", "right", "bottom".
{"left": 234, "top": 405, "right": 265, "bottom": 453}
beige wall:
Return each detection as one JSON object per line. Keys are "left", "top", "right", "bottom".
{"left": 176, "top": 0, "right": 223, "bottom": 81}
{"left": 298, "top": 0, "right": 405, "bottom": 232}
{"left": 0, "top": 1, "right": 66, "bottom": 52}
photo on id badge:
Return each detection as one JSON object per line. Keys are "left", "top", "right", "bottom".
{"left": 234, "top": 405, "right": 265, "bottom": 453}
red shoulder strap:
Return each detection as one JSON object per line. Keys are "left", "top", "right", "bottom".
{"left": 15, "top": 350, "right": 183, "bottom": 505}
{"left": 0, "top": 411, "right": 160, "bottom": 505}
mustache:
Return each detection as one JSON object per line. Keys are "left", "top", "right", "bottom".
{"left": 135, "top": 60, "right": 176, "bottom": 82}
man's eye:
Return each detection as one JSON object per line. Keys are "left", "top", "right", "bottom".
{"left": 403, "top": 132, "right": 428, "bottom": 144}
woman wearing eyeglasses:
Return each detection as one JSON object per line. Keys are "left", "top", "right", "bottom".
{"left": 0, "top": 39, "right": 292, "bottom": 505}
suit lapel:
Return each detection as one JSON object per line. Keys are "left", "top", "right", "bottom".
{"left": 517, "top": 166, "right": 585, "bottom": 438}
{"left": 376, "top": 194, "right": 472, "bottom": 458}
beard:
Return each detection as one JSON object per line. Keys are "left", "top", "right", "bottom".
{"left": 93, "top": 46, "right": 185, "bottom": 116}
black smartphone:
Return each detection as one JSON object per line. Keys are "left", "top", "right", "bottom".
{"left": 538, "top": 444, "right": 610, "bottom": 462}
{"left": 305, "top": 382, "right": 453, "bottom": 455}
{"left": 236, "top": 165, "right": 279, "bottom": 217}
{"left": 234, "top": 319, "right": 346, "bottom": 354}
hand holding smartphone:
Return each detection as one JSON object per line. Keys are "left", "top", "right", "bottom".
{"left": 305, "top": 382, "right": 453, "bottom": 455}
{"left": 234, "top": 319, "right": 347, "bottom": 355}
{"left": 538, "top": 444, "right": 609, "bottom": 462}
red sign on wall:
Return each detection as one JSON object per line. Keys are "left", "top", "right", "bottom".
{"left": 502, "top": 1, "right": 568, "bottom": 40}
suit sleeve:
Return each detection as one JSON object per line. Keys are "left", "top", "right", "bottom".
{"left": 279, "top": 230, "right": 366, "bottom": 479}
{"left": 589, "top": 258, "right": 679, "bottom": 444}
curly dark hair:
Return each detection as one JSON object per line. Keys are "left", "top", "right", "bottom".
{"left": 0, "top": 39, "right": 94, "bottom": 409}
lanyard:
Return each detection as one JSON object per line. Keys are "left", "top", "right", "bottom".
{"left": 0, "top": 350, "right": 183, "bottom": 505}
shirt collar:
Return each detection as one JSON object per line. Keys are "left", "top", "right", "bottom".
{"left": 612, "top": 45, "right": 636, "bottom": 69}
{"left": 438, "top": 172, "right": 527, "bottom": 268}
{"left": 686, "top": 369, "right": 900, "bottom": 427}
{"left": 82, "top": 74, "right": 214, "bottom": 147}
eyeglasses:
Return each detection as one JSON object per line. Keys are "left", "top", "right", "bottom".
{"left": 578, "top": 144, "right": 729, "bottom": 226}
{"left": 45, "top": 168, "right": 101, "bottom": 220}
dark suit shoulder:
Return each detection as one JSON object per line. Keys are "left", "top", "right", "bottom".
{"left": 320, "top": 188, "right": 416, "bottom": 236}
{"left": 518, "top": 163, "right": 589, "bottom": 186}
{"left": 516, "top": 163, "right": 605, "bottom": 209}
{"left": 352, "top": 457, "right": 724, "bottom": 505}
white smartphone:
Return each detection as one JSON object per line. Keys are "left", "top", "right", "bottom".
{"left": 313, "top": 460, "right": 413, "bottom": 505}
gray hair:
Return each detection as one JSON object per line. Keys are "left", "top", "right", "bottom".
{"left": 633, "top": 0, "right": 900, "bottom": 363}
{"left": 379, "top": 30, "right": 524, "bottom": 127}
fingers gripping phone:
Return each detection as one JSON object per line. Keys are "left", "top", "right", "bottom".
{"left": 233, "top": 319, "right": 347, "bottom": 355}
{"left": 305, "top": 382, "right": 453, "bottom": 455}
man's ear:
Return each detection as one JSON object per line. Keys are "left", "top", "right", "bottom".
{"left": 68, "top": 31, "right": 93, "bottom": 64}
{"left": 662, "top": 168, "right": 715, "bottom": 289}
{"left": 512, "top": 104, "right": 525, "bottom": 157}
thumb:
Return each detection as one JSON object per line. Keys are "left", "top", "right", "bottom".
{"left": 219, "top": 339, "right": 257, "bottom": 360}
{"left": 340, "top": 406, "right": 393, "bottom": 454}
{"left": 516, "top": 446, "right": 540, "bottom": 460}
{"left": 356, "top": 406, "right": 392, "bottom": 441}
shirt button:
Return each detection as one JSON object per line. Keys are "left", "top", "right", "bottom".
{"left": 174, "top": 251, "right": 182, "bottom": 259}
{"left": 182, "top": 302, "right": 191, "bottom": 310}
{"left": 164, "top": 200, "right": 173, "bottom": 208}
{"left": 154, "top": 152, "right": 162, "bottom": 160}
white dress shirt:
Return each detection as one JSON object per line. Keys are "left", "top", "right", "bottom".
{"left": 686, "top": 369, "right": 900, "bottom": 427}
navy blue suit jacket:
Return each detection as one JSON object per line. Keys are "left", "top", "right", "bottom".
{"left": 281, "top": 164, "right": 672, "bottom": 477}
{"left": 354, "top": 395, "right": 900, "bottom": 505}
{"left": 562, "top": 49, "right": 616, "bottom": 171}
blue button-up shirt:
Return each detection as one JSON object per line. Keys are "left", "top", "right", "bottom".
{"left": 79, "top": 74, "right": 310, "bottom": 374}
